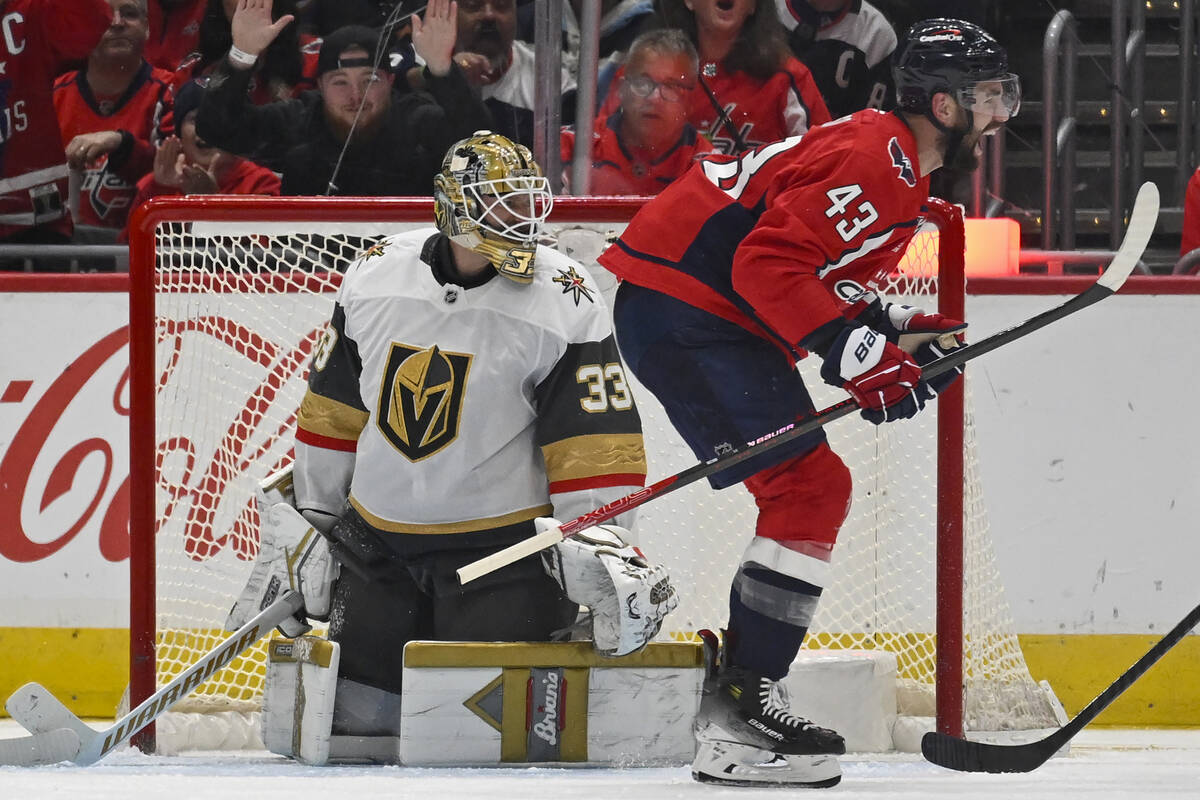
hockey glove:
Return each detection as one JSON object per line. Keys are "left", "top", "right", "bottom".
{"left": 913, "top": 332, "right": 966, "bottom": 397}
{"left": 850, "top": 293, "right": 966, "bottom": 348}
{"left": 820, "top": 325, "right": 925, "bottom": 425}
{"left": 538, "top": 517, "right": 678, "bottom": 657}
{"left": 225, "top": 501, "right": 338, "bottom": 638}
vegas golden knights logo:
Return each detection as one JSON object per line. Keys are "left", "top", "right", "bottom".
{"left": 377, "top": 343, "right": 473, "bottom": 461}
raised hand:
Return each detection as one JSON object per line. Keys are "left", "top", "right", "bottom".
{"left": 231, "top": 0, "right": 295, "bottom": 60}
{"left": 152, "top": 136, "right": 186, "bottom": 187}
{"left": 180, "top": 154, "right": 224, "bottom": 195}
{"left": 412, "top": 0, "right": 457, "bottom": 77}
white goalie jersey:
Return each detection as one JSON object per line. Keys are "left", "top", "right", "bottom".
{"left": 293, "top": 228, "right": 647, "bottom": 540}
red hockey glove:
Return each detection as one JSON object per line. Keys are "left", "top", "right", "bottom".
{"left": 821, "top": 326, "right": 925, "bottom": 425}
{"left": 913, "top": 333, "right": 966, "bottom": 397}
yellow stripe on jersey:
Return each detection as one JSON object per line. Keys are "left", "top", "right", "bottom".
{"left": 298, "top": 389, "right": 369, "bottom": 442}
{"left": 349, "top": 495, "right": 554, "bottom": 534}
{"left": 541, "top": 433, "right": 648, "bottom": 483}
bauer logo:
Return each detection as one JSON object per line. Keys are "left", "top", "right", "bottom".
{"left": 527, "top": 667, "right": 564, "bottom": 761}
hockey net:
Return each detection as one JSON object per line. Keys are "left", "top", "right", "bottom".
{"left": 127, "top": 196, "right": 1059, "bottom": 753}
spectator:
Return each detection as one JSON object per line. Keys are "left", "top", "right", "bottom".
{"left": 0, "top": 0, "right": 110, "bottom": 253}
{"left": 197, "top": 0, "right": 491, "bottom": 196}
{"left": 449, "top": 0, "right": 576, "bottom": 148}
{"left": 602, "top": 0, "right": 830, "bottom": 154}
{"left": 1181, "top": 166, "right": 1200, "bottom": 258}
{"left": 125, "top": 80, "right": 280, "bottom": 233}
{"left": 777, "top": 0, "right": 897, "bottom": 119}
{"left": 561, "top": 29, "right": 711, "bottom": 195}
{"left": 54, "top": 0, "right": 174, "bottom": 234}
{"left": 519, "top": 0, "right": 658, "bottom": 92}
{"left": 146, "top": 0, "right": 207, "bottom": 70}
{"left": 172, "top": 0, "right": 314, "bottom": 107}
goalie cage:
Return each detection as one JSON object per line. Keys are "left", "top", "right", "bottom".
{"left": 125, "top": 195, "right": 1060, "bottom": 756}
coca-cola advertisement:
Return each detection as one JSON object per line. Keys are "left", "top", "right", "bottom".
{"left": 0, "top": 279, "right": 332, "bottom": 630}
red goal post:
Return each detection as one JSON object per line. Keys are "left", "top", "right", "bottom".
{"left": 125, "top": 195, "right": 1041, "bottom": 753}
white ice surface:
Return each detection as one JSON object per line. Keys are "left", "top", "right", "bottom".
{"left": 2, "top": 721, "right": 1199, "bottom": 799}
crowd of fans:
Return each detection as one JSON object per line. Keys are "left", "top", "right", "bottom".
{"left": 2, "top": 0, "right": 923, "bottom": 271}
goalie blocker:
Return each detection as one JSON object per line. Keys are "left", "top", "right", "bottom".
{"left": 263, "top": 637, "right": 703, "bottom": 765}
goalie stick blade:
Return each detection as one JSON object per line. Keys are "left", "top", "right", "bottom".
{"left": 0, "top": 728, "right": 81, "bottom": 767}
{"left": 5, "top": 591, "right": 304, "bottom": 765}
{"left": 6, "top": 682, "right": 97, "bottom": 746}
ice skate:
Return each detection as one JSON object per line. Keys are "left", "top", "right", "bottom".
{"left": 691, "top": 630, "right": 843, "bottom": 787}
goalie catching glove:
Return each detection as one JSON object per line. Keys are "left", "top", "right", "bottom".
{"left": 225, "top": 472, "right": 339, "bottom": 638}
{"left": 538, "top": 518, "right": 678, "bottom": 657}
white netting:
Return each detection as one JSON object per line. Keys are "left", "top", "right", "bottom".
{"left": 137, "top": 207, "right": 1057, "bottom": 747}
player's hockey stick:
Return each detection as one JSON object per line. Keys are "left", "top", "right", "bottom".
{"left": 3, "top": 590, "right": 303, "bottom": 765}
{"left": 457, "top": 182, "right": 1159, "bottom": 585}
{"left": 923, "top": 597, "right": 1200, "bottom": 773}
{"left": 0, "top": 729, "right": 81, "bottom": 767}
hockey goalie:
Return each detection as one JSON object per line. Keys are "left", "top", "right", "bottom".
{"left": 224, "top": 131, "right": 678, "bottom": 764}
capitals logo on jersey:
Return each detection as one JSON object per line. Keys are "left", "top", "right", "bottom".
{"left": 889, "top": 137, "right": 916, "bottom": 187}
{"left": 377, "top": 343, "right": 473, "bottom": 461}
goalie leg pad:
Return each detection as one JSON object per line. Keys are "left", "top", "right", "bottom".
{"left": 262, "top": 637, "right": 341, "bottom": 765}
{"left": 538, "top": 519, "right": 678, "bottom": 657}
{"left": 225, "top": 502, "right": 337, "bottom": 637}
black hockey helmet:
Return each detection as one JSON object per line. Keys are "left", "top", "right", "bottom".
{"left": 893, "top": 19, "right": 1020, "bottom": 120}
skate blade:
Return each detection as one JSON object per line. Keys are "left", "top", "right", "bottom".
{"left": 692, "top": 741, "right": 842, "bottom": 788}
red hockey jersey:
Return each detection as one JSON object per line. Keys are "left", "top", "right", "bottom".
{"left": 145, "top": 0, "right": 206, "bottom": 71}
{"left": 54, "top": 62, "right": 173, "bottom": 229}
{"left": 598, "top": 109, "right": 930, "bottom": 356}
{"left": 561, "top": 111, "right": 713, "bottom": 196}
{"left": 121, "top": 157, "right": 280, "bottom": 240}
{"left": 598, "top": 57, "right": 832, "bottom": 156}
{"left": 0, "top": 0, "right": 110, "bottom": 240}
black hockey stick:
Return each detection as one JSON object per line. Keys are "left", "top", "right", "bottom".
{"left": 457, "top": 181, "right": 1159, "bottom": 585}
{"left": 923, "top": 597, "right": 1200, "bottom": 773}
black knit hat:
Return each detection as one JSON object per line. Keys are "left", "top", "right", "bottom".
{"left": 316, "top": 25, "right": 383, "bottom": 76}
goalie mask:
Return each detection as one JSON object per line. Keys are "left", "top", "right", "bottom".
{"left": 433, "top": 131, "right": 554, "bottom": 283}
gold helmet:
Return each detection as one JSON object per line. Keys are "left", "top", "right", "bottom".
{"left": 433, "top": 131, "right": 554, "bottom": 283}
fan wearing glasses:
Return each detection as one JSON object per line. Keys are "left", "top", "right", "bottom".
{"left": 561, "top": 29, "right": 713, "bottom": 196}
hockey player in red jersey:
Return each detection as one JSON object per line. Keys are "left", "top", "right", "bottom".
{"left": 0, "top": 0, "right": 110, "bottom": 249}
{"left": 598, "top": 19, "right": 1019, "bottom": 787}
{"left": 54, "top": 0, "right": 174, "bottom": 231}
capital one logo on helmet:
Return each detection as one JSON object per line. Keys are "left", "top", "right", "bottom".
{"left": 919, "top": 29, "right": 962, "bottom": 43}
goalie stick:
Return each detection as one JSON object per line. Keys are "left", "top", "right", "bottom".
{"left": 457, "top": 181, "right": 1160, "bottom": 585}
{"left": 923, "top": 597, "right": 1200, "bottom": 773}
{"left": 0, "top": 729, "right": 81, "bottom": 767}
{"left": 3, "top": 590, "right": 303, "bottom": 766}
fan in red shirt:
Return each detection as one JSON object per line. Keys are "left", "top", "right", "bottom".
{"left": 561, "top": 29, "right": 712, "bottom": 196}
{"left": 598, "top": 20, "right": 1019, "bottom": 788}
{"left": 0, "top": 0, "right": 110, "bottom": 247}
{"left": 598, "top": 0, "right": 831, "bottom": 155}
{"left": 55, "top": 0, "right": 174, "bottom": 231}
{"left": 145, "top": 0, "right": 206, "bottom": 70}
{"left": 123, "top": 80, "right": 279, "bottom": 240}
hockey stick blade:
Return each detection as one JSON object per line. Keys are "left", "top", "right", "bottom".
{"left": 0, "top": 728, "right": 81, "bottom": 767}
{"left": 457, "top": 182, "right": 1160, "bottom": 586}
{"left": 5, "top": 590, "right": 303, "bottom": 765}
{"left": 923, "top": 596, "right": 1200, "bottom": 773}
